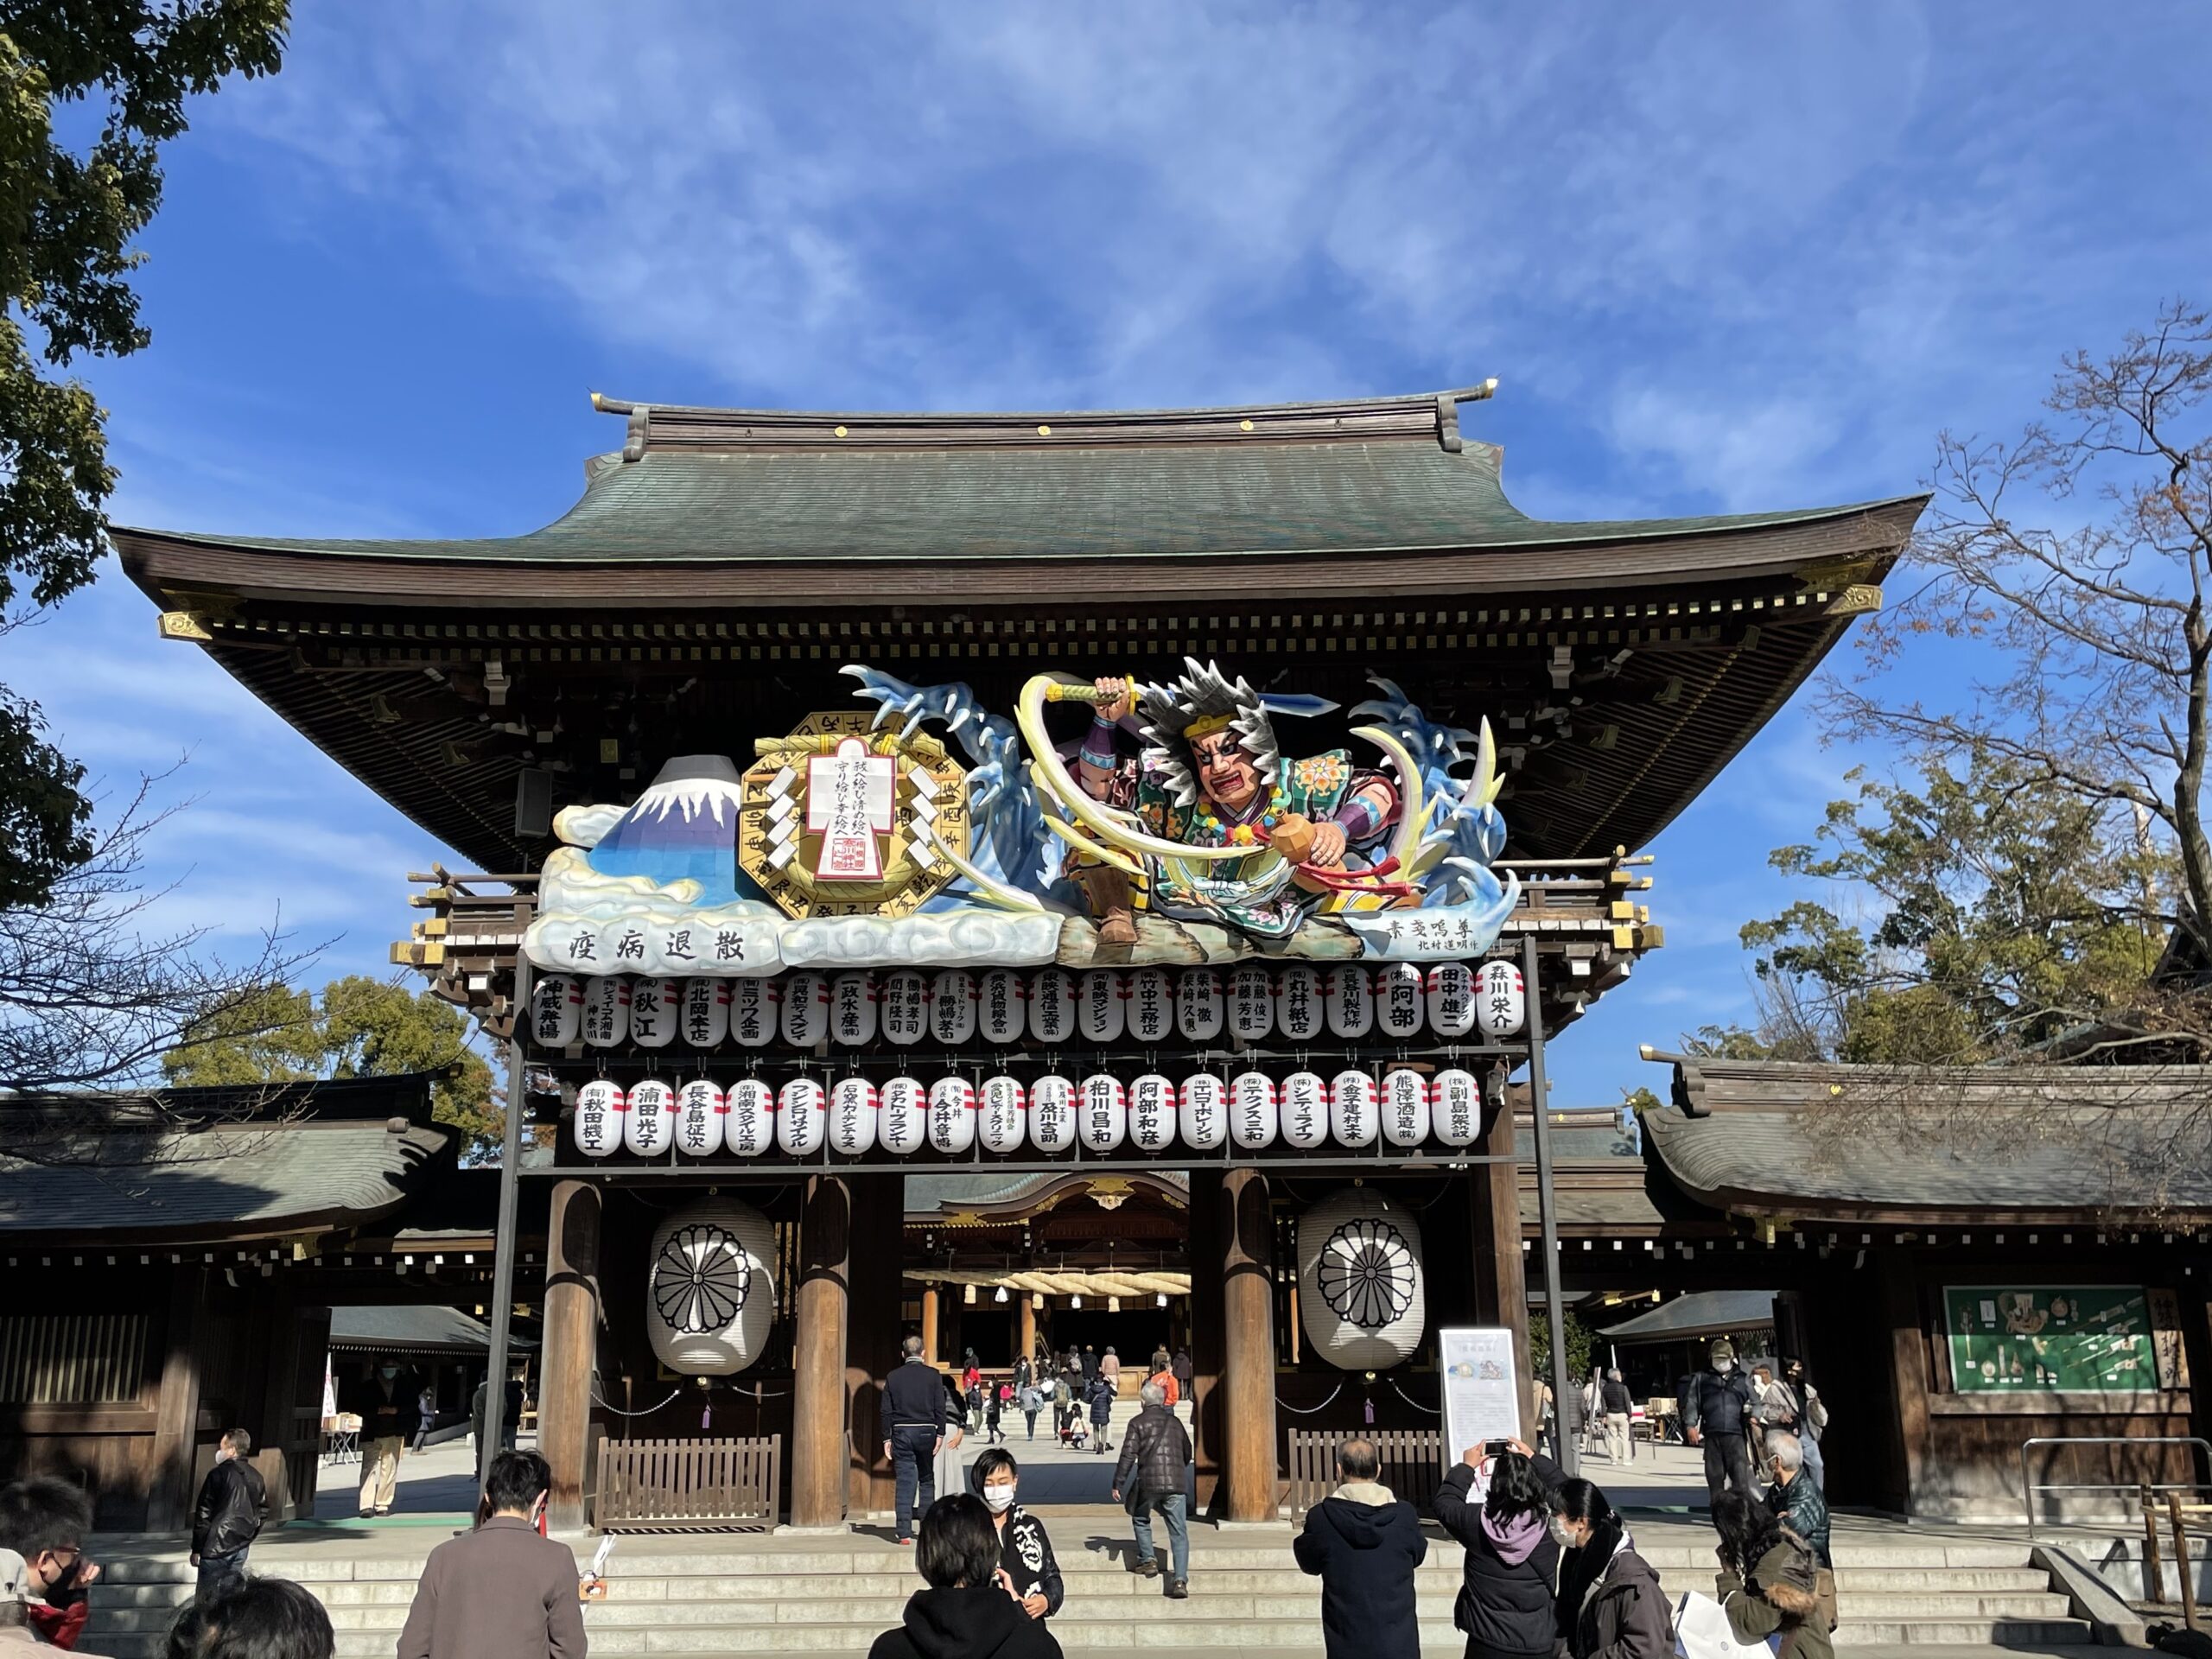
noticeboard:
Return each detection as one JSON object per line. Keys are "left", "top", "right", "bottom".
{"left": 1942, "top": 1285, "right": 2158, "bottom": 1394}
{"left": 1439, "top": 1326, "right": 1522, "bottom": 1466}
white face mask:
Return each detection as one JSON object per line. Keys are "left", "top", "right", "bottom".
{"left": 1714, "top": 1358, "right": 1733, "bottom": 1372}
{"left": 1548, "top": 1516, "right": 1579, "bottom": 1548}
{"left": 982, "top": 1484, "right": 1016, "bottom": 1514}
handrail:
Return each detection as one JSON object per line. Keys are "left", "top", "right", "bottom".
{"left": 2019, "top": 1434, "right": 2211, "bottom": 1540}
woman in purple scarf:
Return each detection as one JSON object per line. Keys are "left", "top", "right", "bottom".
{"left": 1432, "top": 1437, "right": 1566, "bottom": 1659}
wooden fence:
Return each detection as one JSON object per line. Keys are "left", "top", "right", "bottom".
{"left": 594, "top": 1435, "right": 781, "bottom": 1530}
{"left": 1287, "top": 1428, "right": 1446, "bottom": 1519}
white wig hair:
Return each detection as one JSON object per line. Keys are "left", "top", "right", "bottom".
{"left": 1137, "top": 658, "right": 1280, "bottom": 808}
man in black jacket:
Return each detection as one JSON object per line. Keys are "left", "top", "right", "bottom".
{"left": 1679, "top": 1338, "right": 1758, "bottom": 1509}
{"left": 189, "top": 1428, "right": 266, "bottom": 1604}
{"left": 1293, "top": 1437, "right": 1427, "bottom": 1659}
{"left": 880, "top": 1335, "right": 948, "bottom": 1545}
{"left": 1111, "top": 1382, "right": 1193, "bottom": 1597}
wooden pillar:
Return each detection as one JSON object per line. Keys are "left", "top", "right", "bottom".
{"left": 1188, "top": 1171, "right": 1225, "bottom": 1510}
{"left": 147, "top": 1268, "right": 207, "bottom": 1532}
{"left": 919, "top": 1285, "right": 940, "bottom": 1365}
{"left": 791, "top": 1175, "right": 855, "bottom": 1528}
{"left": 1878, "top": 1249, "right": 1931, "bottom": 1515}
{"left": 845, "top": 1173, "right": 902, "bottom": 1520}
{"left": 1468, "top": 1081, "right": 1530, "bottom": 1431}
{"left": 1018, "top": 1294, "right": 1036, "bottom": 1367}
{"left": 1219, "top": 1167, "right": 1278, "bottom": 1522}
{"left": 539, "top": 1179, "right": 603, "bottom": 1532}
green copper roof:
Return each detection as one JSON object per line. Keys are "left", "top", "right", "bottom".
{"left": 118, "top": 389, "right": 1918, "bottom": 566}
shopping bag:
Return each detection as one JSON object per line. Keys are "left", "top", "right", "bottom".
{"left": 1673, "top": 1591, "right": 1781, "bottom": 1659}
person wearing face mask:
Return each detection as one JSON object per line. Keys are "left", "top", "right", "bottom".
{"left": 188, "top": 1429, "right": 265, "bottom": 1605}
{"left": 1548, "top": 1478, "right": 1670, "bottom": 1659}
{"left": 970, "top": 1451, "right": 1062, "bottom": 1622}
{"left": 1676, "top": 1340, "right": 1758, "bottom": 1511}
{"left": 0, "top": 1478, "right": 105, "bottom": 1652}
{"left": 340, "top": 1357, "right": 423, "bottom": 1518}
{"left": 396, "top": 1450, "right": 584, "bottom": 1659}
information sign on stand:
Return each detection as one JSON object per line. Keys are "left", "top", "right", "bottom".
{"left": 1439, "top": 1326, "right": 1522, "bottom": 1472}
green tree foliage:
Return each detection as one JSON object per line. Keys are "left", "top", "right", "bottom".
{"left": 163, "top": 975, "right": 501, "bottom": 1152}
{"left": 1734, "top": 750, "right": 2172, "bottom": 1065}
{"left": 0, "top": 1, "right": 287, "bottom": 906}
{"left": 1529, "top": 1306, "right": 1597, "bottom": 1383}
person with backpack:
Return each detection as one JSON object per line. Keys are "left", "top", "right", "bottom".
{"left": 1713, "top": 1490, "right": 1831, "bottom": 1659}
{"left": 1432, "top": 1438, "right": 1563, "bottom": 1659}
{"left": 1548, "top": 1478, "right": 1670, "bottom": 1659}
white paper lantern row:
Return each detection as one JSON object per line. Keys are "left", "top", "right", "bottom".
{"left": 569, "top": 1066, "right": 1485, "bottom": 1159}
{"left": 537, "top": 963, "right": 1515, "bottom": 1052}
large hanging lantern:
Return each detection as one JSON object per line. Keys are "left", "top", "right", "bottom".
{"left": 630, "top": 977, "right": 683, "bottom": 1048}
{"left": 1129, "top": 968, "right": 1173, "bottom": 1043}
{"left": 1028, "top": 1075, "right": 1077, "bottom": 1152}
{"left": 1079, "top": 969, "right": 1127, "bottom": 1044}
{"left": 1177, "top": 1073, "right": 1227, "bottom": 1150}
{"left": 732, "top": 979, "right": 777, "bottom": 1046}
{"left": 674, "top": 1078, "right": 724, "bottom": 1155}
{"left": 1280, "top": 1071, "right": 1329, "bottom": 1148}
{"left": 979, "top": 1075, "right": 1027, "bottom": 1153}
{"left": 931, "top": 970, "right": 978, "bottom": 1046}
{"left": 1297, "top": 1187, "right": 1427, "bottom": 1370}
{"left": 780, "top": 972, "right": 830, "bottom": 1048}
{"left": 1382, "top": 1068, "right": 1431, "bottom": 1147}
{"left": 724, "top": 1077, "right": 772, "bottom": 1155}
{"left": 830, "top": 1077, "right": 879, "bottom": 1155}
{"left": 881, "top": 969, "right": 927, "bottom": 1045}
{"left": 1431, "top": 1069, "right": 1482, "bottom": 1148}
{"left": 1275, "top": 966, "right": 1324, "bottom": 1041}
{"left": 531, "top": 975, "right": 582, "bottom": 1048}
{"left": 1425, "top": 963, "right": 1475, "bottom": 1039}
{"left": 879, "top": 1077, "right": 928, "bottom": 1155}
{"left": 1230, "top": 1071, "right": 1279, "bottom": 1150}
{"left": 1331, "top": 1070, "right": 1379, "bottom": 1147}
{"left": 979, "top": 969, "right": 1027, "bottom": 1045}
{"left": 1376, "top": 963, "right": 1424, "bottom": 1039}
{"left": 1128, "top": 1074, "right": 1175, "bottom": 1151}
{"left": 625, "top": 1078, "right": 676, "bottom": 1156}
{"left": 680, "top": 977, "right": 731, "bottom": 1048}
{"left": 572, "top": 1079, "right": 623, "bottom": 1158}
{"left": 1029, "top": 969, "right": 1076, "bottom": 1044}
{"left": 1325, "top": 966, "right": 1372, "bottom": 1038}
{"left": 831, "top": 972, "right": 877, "bottom": 1046}
{"left": 646, "top": 1198, "right": 776, "bottom": 1374}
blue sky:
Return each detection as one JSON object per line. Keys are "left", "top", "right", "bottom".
{"left": 10, "top": 1, "right": 2210, "bottom": 1105}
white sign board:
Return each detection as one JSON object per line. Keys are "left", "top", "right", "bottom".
{"left": 1438, "top": 1325, "right": 1522, "bottom": 1470}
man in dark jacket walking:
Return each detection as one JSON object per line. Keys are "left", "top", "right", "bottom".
{"left": 1678, "top": 1338, "right": 1758, "bottom": 1510}
{"left": 1111, "top": 1382, "right": 1193, "bottom": 1598}
{"left": 1293, "top": 1437, "right": 1427, "bottom": 1658}
{"left": 880, "top": 1334, "right": 949, "bottom": 1545}
{"left": 188, "top": 1428, "right": 265, "bottom": 1604}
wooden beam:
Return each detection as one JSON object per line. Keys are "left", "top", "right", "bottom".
{"left": 146, "top": 1268, "right": 207, "bottom": 1533}
{"left": 844, "top": 1173, "right": 901, "bottom": 1521}
{"left": 537, "top": 1180, "right": 601, "bottom": 1531}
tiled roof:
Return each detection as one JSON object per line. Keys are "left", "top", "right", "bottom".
{"left": 1599, "top": 1288, "right": 1779, "bottom": 1342}
{"left": 328, "top": 1304, "right": 531, "bottom": 1353}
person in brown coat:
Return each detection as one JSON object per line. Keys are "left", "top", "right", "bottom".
{"left": 397, "top": 1450, "right": 586, "bottom": 1659}
{"left": 1712, "top": 1491, "right": 1830, "bottom": 1659}
{"left": 1548, "top": 1478, "right": 1670, "bottom": 1659}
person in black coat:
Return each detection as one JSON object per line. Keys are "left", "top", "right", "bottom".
{"left": 1551, "top": 1478, "right": 1672, "bottom": 1659}
{"left": 1432, "top": 1437, "right": 1565, "bottom": 1659}
{"left": 1293, "top": 1436, "right": 1428, "bottom": 1659}
{"left": 973, "top": 1450, "right": 1064, "bottom": 1621}
{"left": 868, "top": 1494, "right": 1063, "bottom": 1659}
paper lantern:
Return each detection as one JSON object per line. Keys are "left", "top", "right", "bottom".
{"left": 1177, "top": 969, "right": 1224, "bottom": 1040}
{"left": 929, "top": 1077, "right": 979, "bottom": 1154}
{"left": 625, "top": 1078, "right": 676, "bottom": 1155}
{"left": 731, "top": 979, "right": 778, "bottom": 1047}
{"left": 680, "top": 978, "right": 731, "bottom": 1049}
{"left": 830, "top": 1077, "right": 879, "bottom": 1155}
{"left": 674, "top": 1078, "right": 724, "bottom": 1156}
{"left": 630, "top": 978, "right": 683, "bottom": 1048}
{"left": 1325, "top": 966, "right": 1372, "bottom": 1039}
{"left": 1078, "top": 1074, "right": 1128, "bottom": 1153}
{"left": 1332, "top": 1070, "right": 1378, "bottom": 1147}
{"left": 776, "top": 1077, "right": 825, "bottom": 1155}
{"left": 1230, "top": 965, "right": 1274, "bottom": 1041}
{"left": 881, "top": 969, "right": 927, "bottom": 1045}
{"left": 531, "top": 974, "right": 582, "bottom": 1048}
{"left": 878, "top": 1077, "right": 928, "bottom": 1155}
{"left": 645, "top": 1198, "right": 776, "bottom": 1375}
{"left": 1230, "top": 1071, "right": 1279, "bottom": 1150}
{"left": 1128, "top": 1074, "right": 1175, "bottom": 1152}
{"left": 1376, "top": 963, "right": 1424, "bottom": 1039}
{"left": 572, "top": 1078, "right": 623, "bottom": 1158}
{"left": 1382, "top": 1068, "right": 1431, "bottom": 1147}
{"left": 1029, "top": 969, "right": 1076, "bottom": 1044}
{"left": 780, "top": 972, "right": 830, "bottom": 1048}
{"left": 1129, "top": 968, "right": 1174, "bottom": 1043}
{"left": 1431, "top": 1068, "right": 1482, "bottom": 1148}
{"left": 724, "top": 1077, "right": 773, "bottom": 1155}
{"left": 1028, "top": 1075, "right": 1076, "bottom": 1153}
{"left": 1079, "top": 969, "right": 1127, "bottom": 1044}
{"left": 979, "top": 969, "right": 1027, "bottom": 1045}
{"left": 1177, "top": 1073, "right": 1227, "bottom": 1151}
{"left": 830, "top": 972, "right": 877, "bottom": 1046}
{"left": 1296, "top": 1187, "right": 1427, "bottom": 1371}
{"left": 1478, "top": 960, "right": 1527, "bottom": 1037}
{"left": 582, "top": 976, "right": 632, "bottom": 1047}
{"left": 1425, "top": 963, "right": 1475, "bottom": 1039}
{"left": 979, "top": 1075, "right": 1027, "bottom": 1153}
{"left": 931, "top": 970, "right": 978, "bottom": 1046}
{"left": 1275, "top": 966, "right": 1324, "bottom": 1042}
{"left": 1280, "top": 1071, "right": 1329, "bottom": 1148}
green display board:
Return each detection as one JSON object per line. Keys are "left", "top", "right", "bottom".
{"left": 1943, "top": 1285, "right": 2158, "bottom": 1393}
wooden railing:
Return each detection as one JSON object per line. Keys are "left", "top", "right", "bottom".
{"left": 594, "top": 1435, "right": 781, "bottom": 1531}
{"left": 1287, "top": 1428, "right": 1446, "bottom": 1519}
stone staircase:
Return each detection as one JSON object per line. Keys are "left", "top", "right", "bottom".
{"left": 85, "top": 1523, "right": 2095, "bottom": 1656}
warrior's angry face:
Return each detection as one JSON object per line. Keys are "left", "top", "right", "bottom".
{"left": 1189, "top": 728, "right": 1262, "bottom": 813}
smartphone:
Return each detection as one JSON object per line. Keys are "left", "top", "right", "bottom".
{"left": 1484, "top": 1439, "right": 1511, "bottom": 1457}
